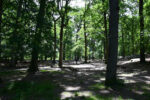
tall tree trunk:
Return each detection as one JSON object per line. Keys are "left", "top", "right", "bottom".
{"left": 11, "top": 0, "right": 23, "bottom": 67}
{"left": 139, "top": 0, "right": 145, "bottom": 63}
{"left": 103, "top": 0, "right": 108, "bottom": 64}
{"left": 84, "top": 19, "right": 88, "bottom": 63}
{"left": 59, "top": 17, "right": 65, "bottom": 68}
{"left": 121, "top": 28, "right": 125, "bottom": 58}
{"left": 53, "top": 20, "right": 57, "bottom": 64}
{"left": 58, "top": 0, "right": 70, "bottom": 68}
{"left": 28, "top": 0, "right": 46, "bottom": 73}
{"left": 0, "top": 0, "right": 2, "bottom": 82}
{"left": 0, "top": 0, "right": 2, "bottom": 61}
{"left": 131, "top": 18, "right": 135, "bottom": 55}
{"left": 105, "top": 0, "right": 119, "bottom": 85}
{"left": 63, "top": 42, "right": 66, "bottom": 61}
{"left": 104, "top": 12, "right": 108, "bottom": 63}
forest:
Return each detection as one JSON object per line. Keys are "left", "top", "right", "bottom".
{"left": 0, "top": 0, "right": 150, "bottom": 100}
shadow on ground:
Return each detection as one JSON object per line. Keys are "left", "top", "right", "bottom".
{"left": 0, "top": 60, "right": 150, "bottom": 100}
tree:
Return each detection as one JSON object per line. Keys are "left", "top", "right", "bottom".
{"left": 52, "top": 17, "right": 59, "bottom": 64}
{"left": 105, "top": 0, "right": 119, "bottom": 85}
{"left": 83, "top": 1, "right": 91, "bottom": 63}
{"left": 28, "top": 0, "right": 46, "bottom": 73}
{"left": 84, "top": 11, "right": 88, "bottom": 63}
{"left": 139, "top": 0, "right": 145, "bottom": 63}
{"left": 10, "top": 0, "right": 23, "bottom": 67}
{"left": 50, "top": 1, "right": 60, "bottom": 64}
{"left": 0, "top": 0, "right": 2, "bottom": 60}
{"left": 0, "top": 0, "right": 2, "bottom": 82}
{"left": 58, "top": 0, "right": 70, "bottom": 68}
{"left": 102, "top": 0, "right": 108, "bottom": 64}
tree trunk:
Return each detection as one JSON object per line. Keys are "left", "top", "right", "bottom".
{"left": 131, "top": 18, "right": 135, "bottom": 55}
{"left": 0, "top": 0, "right": 2, "bottom": 61}
{"left": 28, "top": 0, "right": 46, "bottom": 73}
{"left": 63, "top": 42, "right": 66, "bottom": 61}
{"left": 105, "top": 0, "right": 119, "bottom": 85}
{"left": 59, "top": 17, "right": 65, "bottom": 68}
{"left": 104, "top": 12, "right": 108, "bottom": 63}
{"left": 84, "top": 18, "right": 88, "bottom": 63}
{"left": 45, "top": 55, "right": 47, "bottom": 61}
{"left": 121, "top": 28, "right": 125, "bottom": 58}
{"left": 139, "top": 0, "right": 145, "bottom": 63}
{"left": 103, "top": 0, "right": 108, "bottom": 64}
{"left": 11, "top": 0, "right": 23, "bottom": 67}
{"left": 58, "top": 0, "right": 70, "bottom": 68}
{"left": 0, "top": 0, "right": 2, "bottom": 82}
{"left": 53, "top": 20, "right": 57, "bottom": 64}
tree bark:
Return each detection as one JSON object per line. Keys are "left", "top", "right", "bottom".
{"left": 59, "top": 17, "right": 65, "bottom": 68}
{"left": 11, "top": 0, "right": 23, "bottom": 67}
{"left": 131, "top": 18, "right": 135, "bottom": 55}
{"left": 53, "top": 20, "right": 57, "bottom": 64}
{"left": 84, "top": 19, "right": 88, "bottom": 63}
{"left": 84, "top": 3, "right": 88, "bottom": 63}
{"left": 28, "top": 0, "right": 46, "bottom": 73}
{"left": 63, "top": 42, "right": 66, "bottom": 61}
{"left": 0, "top": 0, "right": 2, "bottom": 82}
{"left": 121, "top": 28, "right": 125, "bottom": 58}
{"left": 104, "top": 12, "right": 108, "bottom": 63}
{"left": 0, "top": 0, "right": 2, "bottom": 61}
{"left": 139, "top": 0, "right": 145, "bottom": 63}
{"left": 58, "top": 0, "right": 70, "bottom": 68}
{"left": 105, "top": 0, "right": 119, "bottom": 85}
{"left": 102, "top": 0, "right": 108, "bottom": 64}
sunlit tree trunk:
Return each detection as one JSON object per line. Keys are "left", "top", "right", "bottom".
{"left": 139, "top": 0, "right": 145, "bottom": 63}
{"left": 105, "top": 0, "right": 119, "bottom": 85}
{"left": 28, "top": 0, "right": 46, "bottom": 73}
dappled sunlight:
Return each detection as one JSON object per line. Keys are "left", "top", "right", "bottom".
{"left": 61, "top": 92, "right": 74, "bottom": 99}
{"left": 119, "top": 73, "right": 138, "bottom": 77}
{"left": 61, "top": 91, "right": 92, "bottom": 100}
{"left": 118, "top": 58, "right": 150, "bottom": 65}
{"left": 145, "top": 80, "right": 150, "bottom": 84}
{"left": 133, "top": 90, "right": 144, "bottom": 95}
{"left": 99, "top": 90, "right": 110, "bottom": 94}
{"left": 39, "top": 67, "right": 61, "bottom": 71}
{"left": 1, "top": 59, "right": 150, "bottom": 100}
{"left": 65, "top": 64, "right": 95, "bottom": 69}
{"left": 1, "top": 0, "right": 150, "bottom": 99}
{"left": 65, "top": 86, "right": 81, "bottom": 91}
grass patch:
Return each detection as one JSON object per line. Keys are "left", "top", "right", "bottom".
{"left": 0, "top": 80, "right": 59, "bottom": 100}
{"left": 143, "top": 92, "right": 150, "bottom": 100}
{"left": 142, "top": 85, "right": 150, "bottom": 100}
{"left": 84, "top": 94, "right": 123, "bottom": 100}
{"left": 89, "top": 83, "right": 105, "bottom": 90}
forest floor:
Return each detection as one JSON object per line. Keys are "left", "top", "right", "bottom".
{"left": 0, "top": 58, "right": 150, "bottom": 100}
